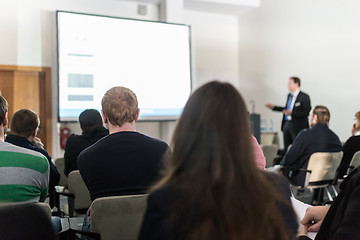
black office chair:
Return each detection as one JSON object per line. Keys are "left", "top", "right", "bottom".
{"left": 0, "top": 202, "right": 55, "bottom": 240}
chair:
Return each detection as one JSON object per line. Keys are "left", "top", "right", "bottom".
{"left": 64, "top": 170, "right": 92, "bottom": 217}
{"left": 55, "top": 157, "right": 68, "bottom": 188}
{"left": 90, "top": 194, "right": 148, "bottom": 240}
{"left": 302, "top": 152, "right": 343, "bottom": 203}
{"left": 347, "top": 150, "right": 360, "bottom": 174}
{"left": 261, "top": 144, "right": 278, "bottom": 168}
{"left": 0, "top": 202, "right": 55, "bottom": 240}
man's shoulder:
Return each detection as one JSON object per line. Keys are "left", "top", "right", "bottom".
{"left": 299, "top": 91, "right": 310, "bottom": 97}
{"left": 137, "top": 132, "right": 167, "bottom": 146}
{"left": 0, "top": 142, "right": 49, "bottom": 172}
{"left": 0, "top": 141, "right": 45, "bottom": 158}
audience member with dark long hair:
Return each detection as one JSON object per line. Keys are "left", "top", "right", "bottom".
{"left": 64, "top": 109, "right": 108, "bottom": 176}
{"left": 139, "top": 81, "right": 298, "bottom": 240}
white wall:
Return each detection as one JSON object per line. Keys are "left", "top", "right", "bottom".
{"left": 238, "top": 0, "right": 360, "bottom": 146}
{"left": 0, "top": 0, "right": 241, "bottom": 158}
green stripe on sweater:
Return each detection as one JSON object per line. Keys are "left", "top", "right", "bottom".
{"left": 0, "top": 185, "right": 46, "bottom": 202}
{"left": 0, "top": 151, "right": 48, "bottom": 174}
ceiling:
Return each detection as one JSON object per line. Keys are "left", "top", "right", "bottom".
{"left": 119, "top": 0, "right": 260, "bottom": 16}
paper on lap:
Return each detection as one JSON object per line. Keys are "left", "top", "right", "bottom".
{"left": 291, "top": 197, "right": 317, "bottom": 240}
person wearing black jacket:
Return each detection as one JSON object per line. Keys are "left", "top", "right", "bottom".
{"left": 336, "top": 111, "right": 360, "bottom": 179}
{"left": 266, "top": 77, "right": 311, "bottom": 151}
{"left": 64, "top": 109, "right": 108, "bottom": 176}
{"left": 297, "top": 166, "right": 360, "bottom": 240}
{"left": 280, "top": 105, "right": 342, "bottom": 187}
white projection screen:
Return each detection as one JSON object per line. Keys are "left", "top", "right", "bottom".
{"left": 57, "top": 11, "right": 192, "bottom": 122}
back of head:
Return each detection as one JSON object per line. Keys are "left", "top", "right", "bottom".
{"left": 158, "top": 81, "right": 292, "bottom": 240}
{"left": 10, "top": 109, "right": 39, "bottom": 138}
{"left": 101, "top": 86, "right": 138, "bottom": 127}
{"left": 0, "top": 96, "right": 7, "bottom": 125}
{"left": 313, "top": 105, "right": 330, "bottom": 125}
{"left": 355, "top": 111, "right": 360, "bottom": 130}
{"left": 79, "top": 109, "right": 103, "bottom": 138}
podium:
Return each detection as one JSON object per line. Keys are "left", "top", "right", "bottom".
{"left": 250, "top": 113, "right": 260, "bottom": 144}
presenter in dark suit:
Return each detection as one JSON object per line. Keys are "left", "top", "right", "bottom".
{"left": 266, "top": 77, "right": 311, "bottom": 151}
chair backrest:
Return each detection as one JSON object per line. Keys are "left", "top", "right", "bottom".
{"left": 261, "top": 144, "right": 278, "bottom": 168}
{"left": 54, "top": 157, "right": 68, "bottom": 188}
{"left": 305, "top": 152, "right": 343, "bottom": 187}
{"left": 261, "top": 133, "right": 276, "bottom": 145}
{"left": 90, "top": 194, "right": 148, "bottom": 240}
{"left": 68, "top": 170, "right": 92, "bottom": 210}
{"left": 0, "top": 202, "right": 55, "bottom": 240}
{"left": 37, "top": 202, "right": 52, "bottom": 217}
{"left": 348, "top": 150, "right": 360, "bottom": 174}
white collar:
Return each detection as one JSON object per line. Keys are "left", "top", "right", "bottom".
{"left": 291, "top": 89, "right": 300, "bottom": 97}
{"left": 355, "top": 131, "right": 360, "bottom": 136}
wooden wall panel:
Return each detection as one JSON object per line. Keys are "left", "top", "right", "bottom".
{"left": 0, "top": 65, "right": 52, "bottom": 155}
{"left": 13, "top": 71, "right": 40, "bottom": 113}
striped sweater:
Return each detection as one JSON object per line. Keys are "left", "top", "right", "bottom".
{"left": 0, "top": 141, "right": 49, "bottom": 203}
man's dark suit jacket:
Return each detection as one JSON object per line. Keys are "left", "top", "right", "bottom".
{"left": 273, "top": 91, "right": 311, "bottom": 135}
{"left": 281, "top": 123, "right": 342, "bottom": 186}
{"left": 298, "top": 167, "right": 360, "bottom": 240}
{"left": 336, "top": 135, "right": 360, "bottom": 179}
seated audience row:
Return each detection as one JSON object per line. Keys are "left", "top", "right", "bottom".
{"left": 1, "top": 80, "right": 360, "bottom": 240}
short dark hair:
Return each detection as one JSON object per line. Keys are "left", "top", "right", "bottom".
{"left": 0, "top": 96, "right": 8, "bottom": 125}
{"left": 79, "top": 109, "right": 103, "bottom": 138}
{"left": 10, "top": 109, "right": 40, "bottom": 138}
{"left": 313, "top": 105, "right": 330, "bottom": 124}
{"left": 290, "top": 76, "right": 301, "bottom": 87}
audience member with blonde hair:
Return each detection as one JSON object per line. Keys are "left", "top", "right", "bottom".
{"left": 336, "top": 110, "right": 360, "bottom": 179}
{"left": 139, "top": 81, "right": 298, "bottom": 240}
{"left": 78, "top": 86, "right": 169, "bottom": 232}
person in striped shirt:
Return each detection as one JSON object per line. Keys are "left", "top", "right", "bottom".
{"left": 0, "top": 95, "right": 49, "bottom": 203}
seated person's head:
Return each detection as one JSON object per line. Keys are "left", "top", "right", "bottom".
{"left": 0, "top": 96, "right": 8, "bottom": 136}
{"left": 101, "top": 87, "right": 139, "bottom": 127}
{"left": 101, "top": 86, "right": 139, "bottom": 127}
{"left": 10, "top": 109, "right": 40, "bottom": 141}
{"left": 352, "top": 111, "right": 360, "bottom": 135}
{"left": 79, "top": 109, "right": 104, "bottom": 137}
{"left": 310, "top": 105, "right": 330, "bottom": 127}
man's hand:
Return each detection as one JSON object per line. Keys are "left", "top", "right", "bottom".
{"left": 301, "top": 206, "right": 329, "bottom": 232}
{"left": 283, "top": 110, "right": 292, "bottom": 116}
{"left": 266, "top": 103, "right": 274, "bottom": 110}
{"left": 297, "top": 224, "right": 308, "bottom": 237}
{"left": 33, "top": 137, "right": 44, "bottom": 148}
